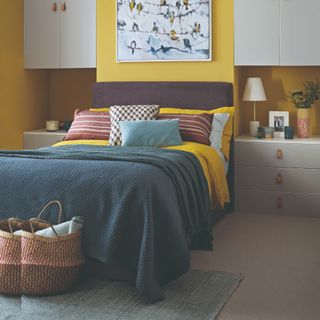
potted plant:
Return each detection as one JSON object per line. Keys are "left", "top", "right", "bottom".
{"left": 288, "top": 81, "right": 320, "bottom": 138}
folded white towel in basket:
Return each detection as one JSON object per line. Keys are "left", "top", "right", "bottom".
{"left": 13, "top": 216, "right": 84, "bottom": 238}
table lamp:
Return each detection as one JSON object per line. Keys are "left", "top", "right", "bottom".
{"left": 243, "top": 77, "right": 267, "bottom": 137}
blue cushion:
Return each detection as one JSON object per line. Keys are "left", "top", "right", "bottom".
{"left": 119, "top": 119, "right": 182, "bottom": 147}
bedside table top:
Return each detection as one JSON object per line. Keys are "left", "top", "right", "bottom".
{"left": 24, "top": 129, "right": 67, "bottom": 136}
{"left": 236, "top": 134, "right": 320, "bottom": 145}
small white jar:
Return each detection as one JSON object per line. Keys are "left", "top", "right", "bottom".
{"left": 46, "top": 120, "right": 59, "bottom": 131}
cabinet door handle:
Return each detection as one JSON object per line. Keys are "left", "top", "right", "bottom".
{"left": 276, "top": 197, "right": 283, "bottom": 209}
{"left": 51, "top": 2, "right": 57, "bottom": 12}
{"left": 276, "top": 173, "right": 283, "bottom": 185}
{"left": 61, "top": 2, "right": 66, "bottom": 12}
{"left": 276, "top": 149, "right": 283, "bottom": 160}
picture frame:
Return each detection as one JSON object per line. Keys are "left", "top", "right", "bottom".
{"left": 116, "top": 0, "right": 212, "bottom": 63}
{"left": 269, "top": 111, "right": 289, "bottom": 138}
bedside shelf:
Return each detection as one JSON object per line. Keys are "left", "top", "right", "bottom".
{"left": 24, "top": 129, "right": 67, "bottom": 149}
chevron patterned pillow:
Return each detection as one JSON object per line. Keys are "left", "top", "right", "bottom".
{"left": 109, "top": 105, "right": 160, "bottom": 146}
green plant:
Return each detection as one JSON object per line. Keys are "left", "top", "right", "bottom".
{"left": 288, "top": 81, "right": 320, "bottom": 108}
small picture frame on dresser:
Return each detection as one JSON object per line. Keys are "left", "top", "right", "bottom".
{"left": 269, "top": 111, "right": 289, "bottom": 138}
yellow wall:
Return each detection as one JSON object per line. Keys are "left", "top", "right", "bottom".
{"left": 49, "top": 69, "right": 96, "bottom": 120}
{"left": 97, "top": 0, "right": 234, "bottom": 83}
{"left": 2, "top": 0, "right": 236, "bottom": 149}
{"left": 8, "top": 0, "right": 318, "bottom": 143}
{"left": 237, "top": 67, "right": 320, "bottom": 135}
{"left": 0, "top": 0, "right": 49, "bottom": 149}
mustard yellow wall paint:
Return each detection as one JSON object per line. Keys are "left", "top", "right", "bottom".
{"left": 97, "top": 0, "right": 234, "bottom": 83}
{"left": 238, "top": 67, "right": 320, "bottom": 135}
{"left": 49, "top": 69, "right": 96, "bottom": 120}
{"left": 0, "top": 0, "right": 49, "bottom": 149}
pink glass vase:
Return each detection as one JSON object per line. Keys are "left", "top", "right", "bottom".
{"left": 297, "top": 108, "right": 311, "bottom": 138}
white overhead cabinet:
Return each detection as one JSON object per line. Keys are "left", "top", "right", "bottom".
{"left": 235, "top": 0, "right": 320, "bottom": 66}
{"left": 24, "top": 0, "right": 60, "bottom": 68}
{"left": 234, "top": 0, "right": 280, "bottom": 66}
{"left": 281, "top": 0, "right": 320, "bottom": 66}
{"left": 24, "top": 0, "right": 96, "bottom": 69}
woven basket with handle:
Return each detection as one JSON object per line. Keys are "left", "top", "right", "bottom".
{"left": 0, "top": 218, "right": 23, "bottom": 295}
{"left": 21, "top": 201, "right": 84, "bottom": 296}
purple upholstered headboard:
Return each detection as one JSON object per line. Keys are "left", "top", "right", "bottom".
{"left": 92, "top": 82, "right": 233, "bottom": 109}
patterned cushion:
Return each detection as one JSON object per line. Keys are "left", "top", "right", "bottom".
{"left": 109, "top": 105, "right": 159, "bottom": 146}
{"left": 64, "top": 109, "right": 111, "bottom": 141}
{"left": 157, "top": 113, "right": 214, "bottom": 145}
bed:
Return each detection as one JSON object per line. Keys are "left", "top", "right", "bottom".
{"left": 0, "top": 82, "right": 234, "bottom": 302}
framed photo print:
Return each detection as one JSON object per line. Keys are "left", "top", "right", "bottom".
{"left": 116, "top": 0, "right": 212, "bottom": 62}
{"left": 269, "top": 111, "right": 289, "bottom": 138}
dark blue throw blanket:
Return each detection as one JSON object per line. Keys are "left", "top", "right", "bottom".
{"left": 0, "top": 145, "right": 211, "bottom": 302}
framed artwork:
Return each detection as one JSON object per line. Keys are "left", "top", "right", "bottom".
{"left": 269, "top": 111, "right": 289, "bottom": 138}
{"left": 116, "top": 0, "right": 212, "bottom": 62}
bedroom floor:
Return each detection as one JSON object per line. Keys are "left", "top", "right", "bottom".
{"left": 191, "top": 213, "right": 320, "bottom": 320}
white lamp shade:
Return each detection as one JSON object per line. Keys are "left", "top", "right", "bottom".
{"left": 242, "top": 77, "right": 267, "bottom": 102}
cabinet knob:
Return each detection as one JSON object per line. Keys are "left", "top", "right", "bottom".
{"left": 276, "top": 149, "right": 283, "bottom": 160}
{"left": 276, "top": 173, "right": 283, "bottom": 185}
{"left": 61, "top": 2, "right": 66, "bottom": 12}
{"left": 276, "top": 197, "right": 283, "bottom": 209}
{"left": 51, "top": 2, "right": 57, "bottom": 12}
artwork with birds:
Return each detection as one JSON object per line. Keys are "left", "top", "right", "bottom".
{"left": 117, "top": 0, "right": 211, "bottom": 61}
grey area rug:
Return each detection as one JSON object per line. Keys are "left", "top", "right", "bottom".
{"left": 0, "top": 270, "right": 243, "bottom": 320}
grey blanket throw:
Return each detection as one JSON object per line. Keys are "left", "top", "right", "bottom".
{"left": 0, "top": 145, "right": 211, "bottom": 302}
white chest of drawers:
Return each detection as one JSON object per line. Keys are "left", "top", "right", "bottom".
{"left": 235, "top": 135, "right": 320, "bottom": 218}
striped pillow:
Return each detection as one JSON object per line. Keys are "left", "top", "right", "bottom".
{"left": 64, "top": 109, "right": 111, "bottom": 141}
{"left": 157, "top": 113, "right": 213, "bottom": 145}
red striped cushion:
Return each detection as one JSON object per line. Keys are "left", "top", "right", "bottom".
{"left": 64, "top": 109, "right": 111, "bottom": 141}
{"left": 157, "top": 113, "right": 213, "bottom": 145}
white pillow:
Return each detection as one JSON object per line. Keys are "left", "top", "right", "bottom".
{"left": 210, "top": 113, "right": 230, "bottom": 151}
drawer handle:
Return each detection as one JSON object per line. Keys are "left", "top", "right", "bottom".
{"left": 276, "top": 173, "right": 283, "bottom": 185}
{"left": 276, "top": 197, "right": 283, "bottom": 209}
{"left": 276, "top": 149, "right": 283, "bottom": 160}
{"left": 51, "top": 2, "right": 57, "bottom": 12}
{"left": 61, "top": 2, "right": 66, "bottom": 12}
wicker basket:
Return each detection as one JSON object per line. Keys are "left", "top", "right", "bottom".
{"left": 0, "top": 219, "right": 22, "bottom": 295}
{"left": 21, "top": 201, "right": 85, "bottom": 295}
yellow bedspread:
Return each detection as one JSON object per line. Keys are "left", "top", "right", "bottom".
{"left": 53, "top": 140, "right": 230, "bottom": 207}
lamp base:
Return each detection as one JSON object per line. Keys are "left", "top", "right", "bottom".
{"left": 250, "top": 121, "right": 260, "bottom": 137}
